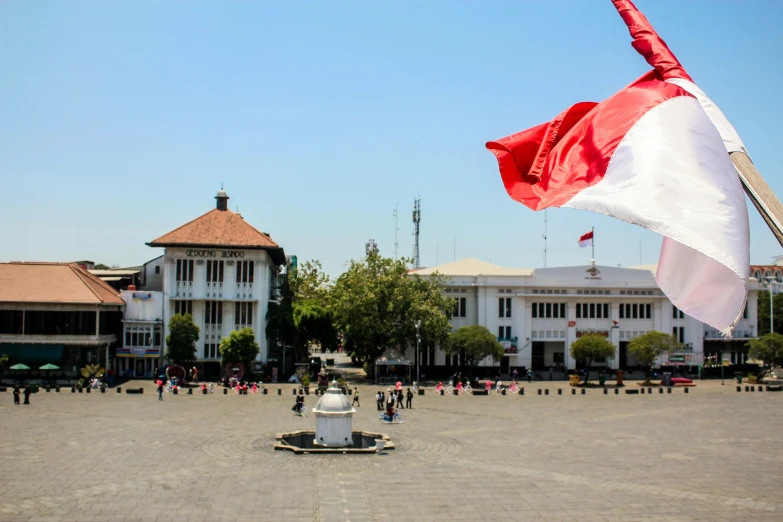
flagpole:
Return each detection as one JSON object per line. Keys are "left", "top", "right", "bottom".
{"left": 731, "top": 151, "right": 783, "bottom": 247}
{"left": 591, "top": 226, "right": 595, "bottom": 263}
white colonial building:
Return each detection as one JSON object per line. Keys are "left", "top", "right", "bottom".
{"left": 408, "top": 259, "right": 759, "bottom": 377}
{"left": 146, "top": 189, "right": 286, "bottom": 379}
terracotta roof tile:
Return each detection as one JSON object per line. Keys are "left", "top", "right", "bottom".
{"left": 148, "top": 208, "right": 279, "bottom": 249}
{"left": 0, "top": 263, "right": 125, "bottom": 305}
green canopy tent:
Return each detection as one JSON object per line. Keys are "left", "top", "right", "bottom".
{"left": 10, "top": 363, "right": 30, "bottom": 370}
{"left": 40, "top": 363, "right": 59, "bottom": 383}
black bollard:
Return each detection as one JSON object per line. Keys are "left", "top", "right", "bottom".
{"left": 188, "top": 388, "right": 193, "bottom": 395}
{"left": 659, "top": 388, "right": 663, "bottom": 394}
{"left": 537, "top": 389, "right": 542, "bottom": 395}
{"left": 759, "top": 386, "right": 763, "bottom": 393}
{"left": 224, "top": 389, "right": 228, "bottom": 395}
{"left": 603, "top": 388, "right": 608, "bottom": 395}
{"left": 202, "top": 388, "right": 207, "bottom": 395}
{"left": 641, "top": 388, "right": 645, "bottom": 394}
{"left": 72, "top": 387, "right": 75, "bottom": 393}
{"left": 78, "top": 387, "right": 83, "bottom": 393}
{"left": 173, "top": 388, "right": 178, "bottom": 395}
{"left": 545, "top": 389, "right": 549, "bottom": 395}
{"left": 581, "top": 389, "right": 586, "bottom": 395}
{"left": 277, "top": 388, "right": 281, "bottom": 395}
{"left": 571, "top": 389, "right": 576, "bottom": 395}
{"left": 684, "top": 387, "right": 689, "bottom": 394}
{"left": 117, "top": 387, "right": 121, "bottom": 393}
{"left": 667, "top": 387, "right": 672, "bottom": 394}
{"left": 293, "top": 389, "right": 297, "bottom": 395}
{"left": 56, "top": 387, "right": 60, "bottom": 392}
{"left": 558, "top": 389, "right": 563, "bottom": 395}
{"left": 751, "top": 386, "right": 755, "bottom": 392}
{"left": 101, "top": 387, "right": 105, "bottom": 393}
{"left": 440, "top": 389, "right": 444, "bottom": 395}
{"left": 614, "top": 388, "right": 619, "bottom": 394}
{"left": 519, "top": 388, "right": 524, "bottom": 395}
{"left": 736, "top": 386, "right": 741, "bottom": 392}
{"left": 648, "top": 388, "right": 652, "bottom": 394}
{"left": 745, "top": 385, "right": 749, "bottom": 392}
{"left": 263, "top": 388, "right": 268, "bottom": 395}
{"left": 46, "top": 388, "right": 50, "bottom": 393}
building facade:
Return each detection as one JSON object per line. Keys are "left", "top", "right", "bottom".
{"left": 408, "top": 259, "right": 760, "bottom": 376}
{"left": 0, "top": 262, "right": 124, "bottom": 377}
{"left": 115, "top": 289, "right": 163, "bottom": 378}
{"left": 147, "top": 190, "right": 285, "bottom": 379}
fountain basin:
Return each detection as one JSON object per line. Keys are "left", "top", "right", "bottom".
{"left": 274, "top": 430, "right": 394, "bottom": 454}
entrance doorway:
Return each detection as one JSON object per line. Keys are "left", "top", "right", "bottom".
{"left": 531, "top": 342, "right": 546, "bottom": 370}
{"left": 500, "top": 356, "right": 510, "bottom": 374}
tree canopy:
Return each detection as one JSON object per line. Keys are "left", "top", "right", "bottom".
{"left": 219, "top": 327, "right": 260, "bottom": 369}
{"left": 628, "top": 331, "right": 679, "bottom": 384}
{"left": 165, "top": 313, "right": 199, "bottom": 368}
{"left": 445, "top": 325, "right": 504, "bottom": 377}
{"left": 746, "top": 332, "right": 783, "bottom": 381}
{"left": 330, "top": 252, "right": 453, "bottom": 371}
{"left": 757, "top": 291, "right": 783, "bottom": 336}
{"left": 570, "top": 334, "right": 616, "bottom": 385}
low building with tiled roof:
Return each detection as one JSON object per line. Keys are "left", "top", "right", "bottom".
{"left": 142, "top": 189, "right": 287, "bottom": 380}
{"left": 0, "top": 263, "right": 124, "bottom": 381}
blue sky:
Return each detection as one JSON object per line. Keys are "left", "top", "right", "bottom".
{"left": 1, "top": 1, "right": 782, "bottom": 278}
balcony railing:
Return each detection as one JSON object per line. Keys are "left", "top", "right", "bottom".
{"left": 175, "top": 280, "right": 192, "bottom": 298}
{"left": 236, "top": 282, "right": 253, "bottom": 299}
{"left": 206, "top": 282, "right": 223, "bottom": 298}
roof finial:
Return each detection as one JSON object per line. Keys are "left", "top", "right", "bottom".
{"left": 215, "top": 187, "right": 229, "bottom": 211}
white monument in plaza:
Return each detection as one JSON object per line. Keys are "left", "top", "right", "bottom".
{"left": 312, "top": 380, "right": 356, "bottom": 447}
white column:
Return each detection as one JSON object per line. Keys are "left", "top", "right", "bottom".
{"left": 566, "top": 301, "right": 577, "bottom": 370}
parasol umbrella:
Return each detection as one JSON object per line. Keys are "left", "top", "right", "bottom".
{"left": 10, "top": 363, "right": 30, "bottom": 370}
{"left": 40, "top": 363, "right": 59, "bottom": 384}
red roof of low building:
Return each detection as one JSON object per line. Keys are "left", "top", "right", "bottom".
{"left": 0, "top": 263, "right": 125, "bottom": 305}
{"left": 148, "top": 208, "right": 279, "bottom": 249}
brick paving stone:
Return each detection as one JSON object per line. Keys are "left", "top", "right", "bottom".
{"left": 1, "top": 380, "right": 782, "bottom": 520}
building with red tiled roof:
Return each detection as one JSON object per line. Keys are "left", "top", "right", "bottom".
{"left": 143, "top": 189, "right": 287, "bottom": 380}
{"left": 0, "top": 263, "right": 124, "bottom": 379}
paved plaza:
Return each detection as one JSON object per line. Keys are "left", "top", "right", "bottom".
{"left": 1, "top": 380, "right": 782, "bottom": 522}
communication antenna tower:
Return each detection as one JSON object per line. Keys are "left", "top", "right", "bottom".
{"left": 412, "top": 197, "right": 421, "bottom": 268}
{"left": 366, "top": 238, "right": 379, "bottom": 256}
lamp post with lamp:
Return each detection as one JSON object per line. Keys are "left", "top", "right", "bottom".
{"left": 414, "top": 320, "right": 421, "bottom": 386}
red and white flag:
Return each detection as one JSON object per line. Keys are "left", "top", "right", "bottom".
{"left": 486, "top": 0, "right": 749, "bottom": 335}
{"left": 577, "top": 231, "right": 593, "bottom": 248}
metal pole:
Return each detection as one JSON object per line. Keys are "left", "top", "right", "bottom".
{"left": 770, "top": 282, "right": 774, "bottom": 334}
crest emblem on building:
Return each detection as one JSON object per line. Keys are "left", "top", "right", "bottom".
{"left": 585, "top": 266, "right": 601, "bottom": 277}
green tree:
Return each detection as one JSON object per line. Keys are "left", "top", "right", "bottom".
{"left": 331, "top": 252, "right": 453, "bottom": 376}
{"left": 219, "top": 328, "right": 261, "bottom": 372}
{"left": 266, "top": 259, "right": 336, "bottom": 370}
{"left": 165, "top": 313, "right": 200, "bottom": 368}
{"left": 746, "top": 332, "right": 783, "bottom": 382}
{"left": 628, "top": 331, "right": 679, "bottom": 384}
{"left": 570, "top": 334, "right": 616, "bottom": 385}
{"left": 757, "top": 290, "right": 783, "bottom": 336}
{"left": 444, "top": 325, "right": 504, "bottom": 378}
{"left": 293, "top": 300, "right": 339, "bottom": 354}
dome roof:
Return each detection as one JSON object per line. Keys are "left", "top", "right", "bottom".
{"left": 216, "top": 189, "right": 228, "bottom": 199}
{"left": 314, "top": 381, "right": 354, "bottom": 414}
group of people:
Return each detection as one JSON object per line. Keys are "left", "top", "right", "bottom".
{"left": 376, "top": 387, "right": 413, "bottom": 416}
{"left": 12, "top": 385, "right": 32, "bottom": 405}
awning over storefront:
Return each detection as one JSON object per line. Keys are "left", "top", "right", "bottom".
{"left": 0, "top": 344, "right": 65, "bottom": 364}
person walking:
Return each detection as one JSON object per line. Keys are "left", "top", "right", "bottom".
{"left": 406, "top": 387, "right": 413, "bottom": 409}
{"left": 376, "top": 391, "right": 383, "bottom": 411}
{"left": 352, "top": 387, "right": 360, "bottom": 407}
{"left": 22, "top": 385, "right": 31, "bottom": 405}
{"left": 512, "top": 368, "right": 519, "bottom": 382}
{"left": 157, "top": 380, "right": 164, "bottom": 401}
{"left": 396, "top": 388, "right": 404, "bottom": 409}
{"left": 527, "top": 368, "right": 533, "bottom": 383}
{"left": 13, "top": 385, "right": 21, "bottom": 405}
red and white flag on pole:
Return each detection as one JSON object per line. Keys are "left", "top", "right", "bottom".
{"left": 486, "top": 0, "right": 749, "bottom": 335}
{"left": 577, "top": 231, "right": 593, "bottom": 248}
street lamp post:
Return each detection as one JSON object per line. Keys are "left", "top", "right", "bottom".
{"left": 414, "top": 320, "right": 421, "bottom": 386}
